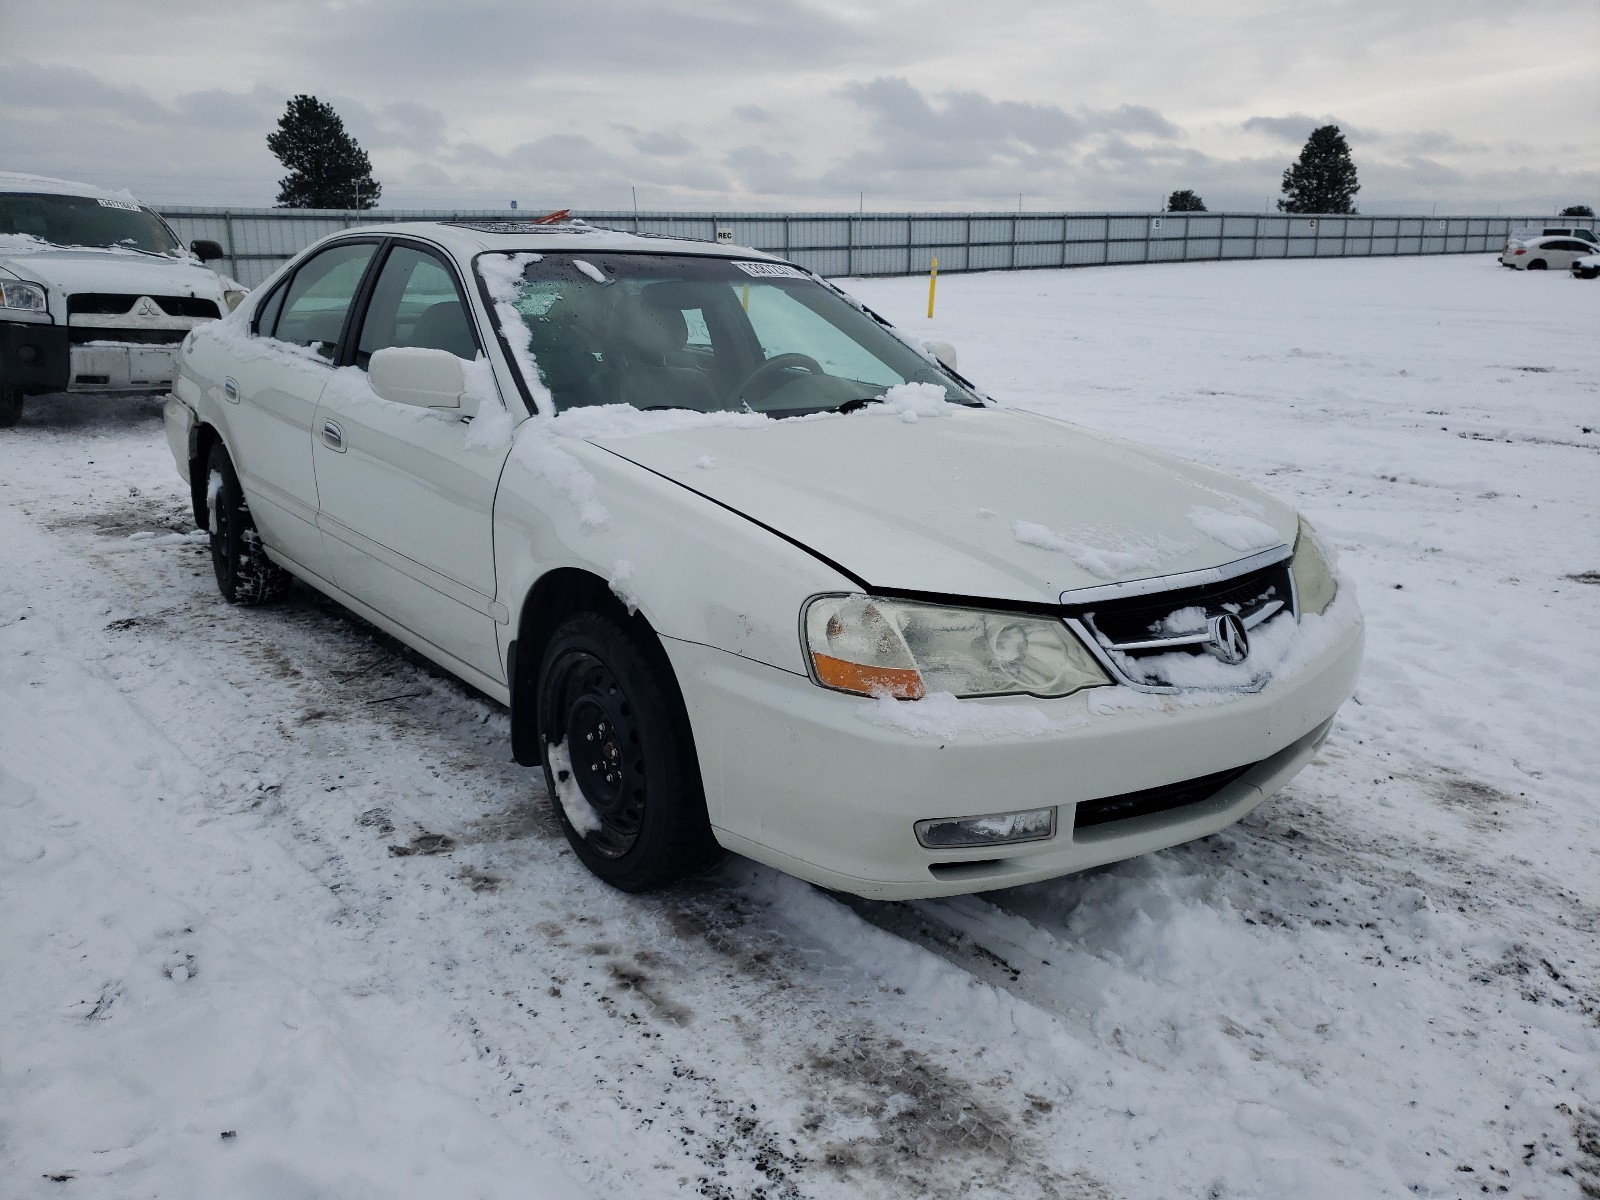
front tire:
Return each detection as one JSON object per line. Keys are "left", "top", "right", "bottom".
{"left": 537, "top": 613, "right": 721, "bottom": 892}
{"left": 206, "top": 441, "right": 291, "bottom": 605}
{"left": 0, "top": 385, "right": 23, "bottom": 427}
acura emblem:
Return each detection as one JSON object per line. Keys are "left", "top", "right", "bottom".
{"left": 1206, "top": 613, "right": 1250, "bottom": 664}
{"left": 136, "top": 297, "right": 161, "bottom": 317}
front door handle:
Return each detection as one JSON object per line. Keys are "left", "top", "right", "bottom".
{"left": 321, "top": 419, "right": 345, "bottom": 452}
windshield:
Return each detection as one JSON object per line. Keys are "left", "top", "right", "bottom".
{"left": 479, "top": 251, "right": 980, "bottom": 417}
{"left": 0, "top": 192, "right": 183, "bottom": 256}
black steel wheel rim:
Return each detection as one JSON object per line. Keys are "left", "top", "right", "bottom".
{"left": 545, "top": 650, "right": 647, "bottom": 859}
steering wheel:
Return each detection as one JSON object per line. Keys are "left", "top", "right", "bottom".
{"left": 733, "top": 353, "right": 824, "bottom": 405}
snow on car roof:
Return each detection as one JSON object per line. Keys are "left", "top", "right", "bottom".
{"left": 0, "top": 171, "right": 144, "bottom": 206}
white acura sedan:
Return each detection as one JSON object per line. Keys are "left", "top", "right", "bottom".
{"left": 164, "top": 221, "right": 1362, "bottom": 899}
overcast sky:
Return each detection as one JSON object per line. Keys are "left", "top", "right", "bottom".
{"left": 2, "top": 0, "right": 1595, "bottom": 215}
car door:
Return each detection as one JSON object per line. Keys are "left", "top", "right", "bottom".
{"left": 310, "top": 239, "right": 512, "bottom": 684}
{"left": 229, "top": 239, "right": 379, "bottom": 574}
{"left": 1551, "top": 240, "right": 1591, "bottom": 267}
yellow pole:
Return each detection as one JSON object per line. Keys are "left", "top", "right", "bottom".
{"left": 926, "top": 256, "right": 938, "bottom": 318}
{"left": 741, "top": 283, "right": 750, "bottom": 311}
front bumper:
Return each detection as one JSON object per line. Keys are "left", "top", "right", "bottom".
{"left": 669, "top": 610, "right": 1363, "bottom": 899}
{"left": 0, "top": 320, "right": 69, "bottom": 394}
{"left": 65, "top": 340, "right": 182, "bottom": 392}
{"left": 1, "top": 319, "right": 183, "bottom": 395}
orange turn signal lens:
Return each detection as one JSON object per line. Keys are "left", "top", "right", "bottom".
{"left": 810, "top": 652, "right": 925, "bottom": 699}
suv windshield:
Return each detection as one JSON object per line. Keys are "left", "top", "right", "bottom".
{"left": 480, "top": 251, "right": 980, "bottom": 417}
{"left": 0, "top": 192, "right": 183, "bottom": 256}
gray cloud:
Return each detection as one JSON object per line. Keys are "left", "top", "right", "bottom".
{"left": 1241, "top": 114, "right": 1368, "bottom": 143}
{"left": 632, "top": 131, "right": 697, "bottom": 157}
{"left": 845, "top": 77, "right": 1087, "bottom": 152}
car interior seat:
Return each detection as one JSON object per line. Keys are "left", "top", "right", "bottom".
{"left": 407, "top": 301, "right": 478, "bottom": 360}
{"left": 607, "top": 284, "right": 719, "bottom": 411}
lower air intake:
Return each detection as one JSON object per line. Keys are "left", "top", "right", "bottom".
{"left": 1072, "top": 763, "right": 1257, "bottom": 830}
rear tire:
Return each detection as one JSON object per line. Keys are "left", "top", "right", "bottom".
{"left": 206, "top": 441, "right": 291, "bottom": 605}
{"left": 537, "top": 612, "right": 721, "bottom": 892}
{"left": 0, "top": 385, "right": 23, "bottom": 428}
{"left": 1528, "top": 259, "right": 1548, "bottom": 270}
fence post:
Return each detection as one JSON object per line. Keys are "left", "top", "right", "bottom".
{"left": 222, "top": 211, "right": 237, "bottom": 283}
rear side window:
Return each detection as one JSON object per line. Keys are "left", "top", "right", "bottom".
{"left": 265, "top": 242, "right": 378, "bottom": 360}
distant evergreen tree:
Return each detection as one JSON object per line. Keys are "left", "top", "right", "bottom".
{"left": 1277, "top": 125, "right": 1359, "bottom": 214}
{"left": 1167, "top": 190, "right": 1207, "bottom": 212}
{"left": 1559, "top": 204, "right": 1594, "bottom": 217}
{"left": 267, "top": 95, "right": 381, "bottom": 210}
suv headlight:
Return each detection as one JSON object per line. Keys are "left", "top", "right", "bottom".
{"left": 222, "top": 288, "right": 247, "bottom": 312}
{"left": 0, "top": 281, "right": 47, "bottom": 312}
{"left": 803, "top": 594, "right": 1111, "bottom": 699}
{"left": 1291, "top": 517, "right": 1338, "bottom": 615}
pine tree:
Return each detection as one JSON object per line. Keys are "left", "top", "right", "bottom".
{"left": 267, "top": 95, "right": 381, "bottom": 210}
{"left": 1167, "top": 190, "right": 1207, "bottom": 212}
{"left": 1277, "top": 125, "right": 1359, "bottom": 215}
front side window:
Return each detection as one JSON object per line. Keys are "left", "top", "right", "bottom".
{"left": 266, "top": 242, "right": 377, "bottom": 360}
{"left": 479, "top": 252, "right": 978, "bottom": 417}
{"left": 355, "top": 245, "right": 479, "bottom": 369}
{"left": 0, "top": 191, "right": 183, "bottom": 256}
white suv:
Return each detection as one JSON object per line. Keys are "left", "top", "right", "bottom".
{"left": 163, "top": 220, "right": 1363, "bottom": 899}
{"left": 0, "top": 173, "right": 243, "bottom": 425}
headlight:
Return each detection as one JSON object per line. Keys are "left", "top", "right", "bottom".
{"left": 222, "top": 288, "right": 247, "bottom": 312}
{"left": 803, "top": 594, "right": 1111, "bottom": 699}
{"left": 0, "top": 281, "right": 47, "bottom": 312}
{"left": 1291, "top": 517, "right": 1338, "bottom": 615}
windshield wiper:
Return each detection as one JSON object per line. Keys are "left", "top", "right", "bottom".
{"left": 830, "top": 396, "right": 887, "bottom": 414}
{"left": 112, "top": 243, "right": 175, "bottom": 259}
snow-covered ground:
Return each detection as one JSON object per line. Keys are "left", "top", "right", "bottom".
{"left": 2, "top": 255, "right": 1596, "bottom": 1200}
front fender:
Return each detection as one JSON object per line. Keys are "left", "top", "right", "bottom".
{"left": 494, "top": 427, "right": 854, "bottom": 679}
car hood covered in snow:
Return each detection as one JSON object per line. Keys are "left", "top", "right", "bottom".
{"left": 0, "top": 244, "right": 228, "bottom": 300}
{"left": 582, "top": 405, "right": 1298, "bottom": 605}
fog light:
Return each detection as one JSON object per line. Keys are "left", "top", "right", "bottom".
{"left": 915, "top": 807, "right": 1056, "bottom": 849}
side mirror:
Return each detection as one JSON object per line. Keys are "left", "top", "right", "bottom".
{"left": 927, "top": 340, "right": 958, "bottom": 372}
{"left": 190, "top": 239, "right": 225, "bottom": 262}
{"left": 369, "top": 346, "right": 467, "bottom": 409}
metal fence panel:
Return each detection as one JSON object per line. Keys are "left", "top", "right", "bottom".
{"left": 1015, "top": 241, "right": 1062, "bottom": 268}
{"left": 156, "top": 205, "right": 1595, "bottom": 287}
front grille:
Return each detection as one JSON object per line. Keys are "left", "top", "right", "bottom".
{"left": 68, "top": 294, "right": 220, "bottom": 318}
{"left": 68, "top": 327, "right": 187, "bottom": 345}
{"left": 1081, "top": 560, "right": 1291, "bottom": 646}
{"left": 1072, "top": 763, "right": 1255, "bottom": 830}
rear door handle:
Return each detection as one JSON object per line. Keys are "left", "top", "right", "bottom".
{"left": 321, "top": 419, "right": 345, "bottom": 452}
